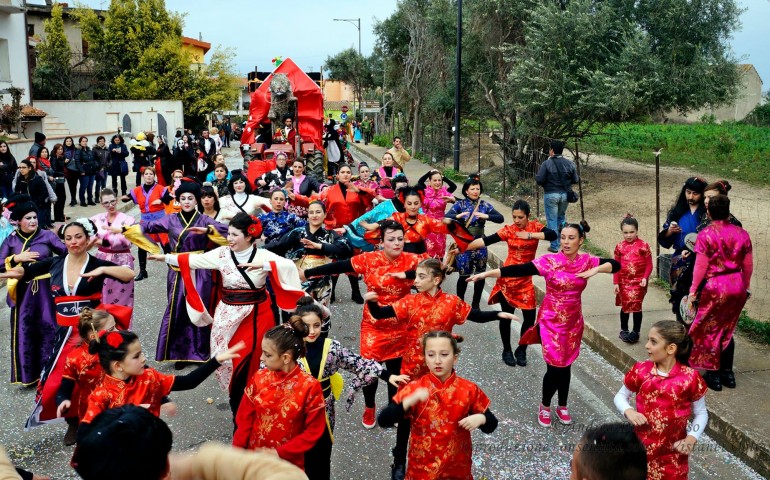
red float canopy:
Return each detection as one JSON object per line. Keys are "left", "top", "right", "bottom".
{"left": 240, "top": 58, "right": 324, "bottom": 152}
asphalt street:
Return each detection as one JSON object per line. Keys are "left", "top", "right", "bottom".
{"left": 0, "top": 146, "right": 763, "bottom": 479}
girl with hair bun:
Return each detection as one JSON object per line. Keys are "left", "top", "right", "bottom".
{"left": 0, "top": 220, "right": 134, "bottom": 430}
{"left": 698, "top": 179, "right": 742, "bottom": 232}
{"left": 54, "top": 307, "right": 115, "bottom": 444}
{"left": 294, "top": 296, "right": 409, "bottom": 480}
{"left": 81, "top": 330, "right": 243, "bottom": 425}
{"left": 613, "top": 215, "right": 653, "bottom": 344}
{"left": 233, "top": 317, "right": 327, "bottom": 472}
{"left": 0, "top": 195, "right": 66, "bottom": 386}
{"left": 366, "top": 257, "right": 515, "bottom": 477}
{"left": 614, "top": 320, "right": 708, "bottom": 479}
{"left": 446, "top": 175, "right": 504, "bottom": 309}
{"left": 148, "top": 212, "right": 305, "bottom": 416}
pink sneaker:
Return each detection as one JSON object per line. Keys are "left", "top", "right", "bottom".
{"left": 362, "top": 406, "right": 376, "bottom": 429}
{"left": 555, "top": 406, "right": 573, "bottom": 425}
{"left": 538, "top": 404, "right": 551, "bottom": 427}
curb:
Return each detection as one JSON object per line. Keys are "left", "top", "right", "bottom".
{"left": 350, "top": 142, "right": 770, "bottom": 479}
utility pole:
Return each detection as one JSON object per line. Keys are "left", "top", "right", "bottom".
{"left": 334, "top": 18, "right": 362, "bottom": 119}
{"left": 453, "top": 0, "right": 462, "bottom": 171}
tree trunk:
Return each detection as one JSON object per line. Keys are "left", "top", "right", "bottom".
{"left": 411, "top": 97, "right": 422, "bottom": 155}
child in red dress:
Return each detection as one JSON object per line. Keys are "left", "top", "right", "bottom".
{"left": 81, "top": 330, "right": 243, "bottom": 425}
{"left": 613, "top": 215, "right": 653, "bottom": 344}
{"left": 233, "top": 317, "right": 326, "bottom": 472}
{"left": 614, "top": 320, "right": 708, "bottom": 480}
{"left": 55, "top": 307, "right": 115, "bottom": 445}
{"left": 378, "top": 331, "right": 498, "bottom": 480}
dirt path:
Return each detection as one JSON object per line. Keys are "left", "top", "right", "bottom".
{"left": 576, "top": 153, "right": 769, "bottom": 322}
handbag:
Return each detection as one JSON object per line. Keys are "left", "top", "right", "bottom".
{"left": 552, "top": 157, "right": 578, "bottom": 203}
{"left": 119, "top": 159, "right": 129, "bottom": 176}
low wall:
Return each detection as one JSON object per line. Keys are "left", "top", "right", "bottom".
{"left": 5, "top": 130, "right": 116, "bottom": 161}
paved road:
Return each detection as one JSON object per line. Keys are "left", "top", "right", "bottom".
{"left": 0, "top": 146, "right": 762, "bottom": 479}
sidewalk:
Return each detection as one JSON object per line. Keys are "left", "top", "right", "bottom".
{"left": 351, "top": 141, "right": 770, "bottom": 478}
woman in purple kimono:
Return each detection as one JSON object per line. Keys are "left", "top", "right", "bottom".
{"left": 118, "top": 180, "right": 228, "bottom": 367}
{"left": 687, "top": 194, "right": 752, "bottom": 391}
{"left": 468, "top": 223, "right": 620, "bottom": 428}
{"left": 91, "top": 187, "right": 135, "bottom": 317}
{"left": 0, "top": 196, "right": 66, "bottom": 385}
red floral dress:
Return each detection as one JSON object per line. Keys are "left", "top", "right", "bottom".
{"left": 613, "top": 238, "right": 653, "bottom": 313}
{"left": 350, "top": 251, "right": 425, "bottom": 361}
{"left": 624, "top": 360, "right": 708, "bottom": 480}
{"left": 233, "top": 365, "right": 326, "bottom": 470}
{"left": 393, "top": 372, "right": 491, "bottom": 480}
{"left": 488, "top": 220, "right": 545, "bottom": 309}
{"left": 61, "top": 343, "right": 103, "bottom": 420}
{"left": 82, "top": 368, "right": 175, "bottom": 422}
{"left": 390, "top": 290, "right": 471, "bottom": 379}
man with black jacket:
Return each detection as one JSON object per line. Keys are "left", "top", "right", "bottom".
{"left": 535, "top": 140, "right": 579, "bottom": 252}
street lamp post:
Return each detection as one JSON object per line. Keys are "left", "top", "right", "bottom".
{"left": 334, "top": 18, "right": 362, "bottom": 119}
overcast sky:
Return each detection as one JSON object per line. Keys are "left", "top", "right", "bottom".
{"left": 46, "top": 0, "right": 770, "bottom": 88}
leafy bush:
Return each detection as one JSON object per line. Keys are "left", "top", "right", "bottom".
{"left": 372, "top": 135, "right": 390, "bottom": 148}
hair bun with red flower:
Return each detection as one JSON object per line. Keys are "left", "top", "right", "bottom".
{"left": 248, "top": 216, "right": 263, "bottom": 238}
{"left": 105, "top": 332, "right": 124, "bottom": 349}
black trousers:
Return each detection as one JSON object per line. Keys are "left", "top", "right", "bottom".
{"left": 305, "top": 425, "right": 333, "bottom": 480}
{"left": 53, "top": 182, "right": 66, "bottom": 221}
{"left": 362, "top": 358, "right": 401, "bottom": 408}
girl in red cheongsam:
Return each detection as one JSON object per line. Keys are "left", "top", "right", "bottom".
{"left": 81, "top": 331, "right": 243, "bottom": 425}
{"left": 54, "top": 308, "right": 114, "bottom": 445}
{"left": 378, "top": 331, "right": 499, "bottom": 480}
{"left": 613, "top": 215, "right": 653, "bottom": 344}
{"left": 233, "top": 317, "right": 326, "bottom": 472}
{"left": 366, "top": 258, "right": 514, "bottom": 478}
{"left": 614, "top": 320, "right": 708, "bottom": 480}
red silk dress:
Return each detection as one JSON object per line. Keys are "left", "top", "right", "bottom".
{"left": 613, "top": 238, "right": 653, "bottom": 313}
{"left": 391, "top": 212, "right": 449, "bottom": 254}
{"left": 233, "top": 365, "right": 326, "bottom": 471}
{"left": 390, "top": 290, "right": 471, "bottom": 379}
{"left": 393, "top": 372, "right": 491, "bottom": 480}
{"left": 318, "top": 184, "right": 370, "bottom": 229}
{"left": 488, "top": 220, "right": 545, "bottom": 309}
{"left": 350, "top": 251, "right": 425, "bottom": 361}
{"left": 624, "top": 360, "right": 707, "bottom": 480}
{"left": 81, "top": 368, "right": 175, "bottom": 423}
{"left": 61, "top": 343, "right": 103, "bottom": 420}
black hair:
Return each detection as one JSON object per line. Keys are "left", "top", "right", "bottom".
{"left": 228, "top": 171, "right": 253, "bottom": 195}
{"left": 511, "top": 199, "right": 531, "bottom": 216}
{"left": 96, "top": 135, "right": 106, "bottom": 143}
{"left": 379, "top": 219, "right": 404, "bottom": 240}
{"left": 338, "top": 164, "right": 353, "bottom": 174}
{"left": 561, "top": 222, "right": 590, "bottom": 237}
{"left": 573, "top": 422, "right": 647, "bottom": 480}
{"left": 88, "top": 330, "right": 140, "bottom": 373}
{"left": 651, "top": 320, "right": 693, "bottom": 365}
{"left": 358, "top": 162, "right": 370, "bottom": 170}
{"left": 199, "top": 185, "right": 220, "bottom": 213}
{"left": 706, "top": 194, "right": 730, "bottom": 221}
{"left": 308, "top": 200, "right": 327, "bottom": 213}
{"left": 19, "top": 158, "right": 34, "bottom": 178}
{"left": 264, "top": 316, "right": 309, "bottom": 360}
{"left": 398, "top": 186, "right": 423, "bottom": 205}
{"left": 620, "top": 215, "right": 639, "bottom": 230}
{"left": 422, "top": 330, "right": 463, "bottom": 354}
{"left": 229, "top": 212, "right": 261, "bottom": 242}
{"left": 666, "top": 177, "right": 707, "bottom": 222}
{"left": 72, "top": 405, "right": 173, "bottom": 480}
{"left": 550, "top": 140, "right": 565, "bottom": 155}
{"left": 393, "top": 136, "right": 402, "bottom": 142}
{"left": 59, "top": 219, "right": 98, "bottom": 240}
{"left": 461, "top": 175, "right": 483, "bottom": 197}
{"left": 295, "top": 296, "right": 329, "bottom": 334}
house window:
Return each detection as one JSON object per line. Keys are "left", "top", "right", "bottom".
{"left": 27, "top": 24, "right": 35, "bottom": 37}
{"left": 81, "top": 39, "right": 89, "bottom": 57}
{"left": 0, "top": 39, "right": 11, "bottom": 82}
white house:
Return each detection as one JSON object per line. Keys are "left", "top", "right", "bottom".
{"left": 0, "top": 0, "right": 31, "bottom": 104}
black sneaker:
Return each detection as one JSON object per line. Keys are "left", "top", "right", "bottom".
{"left": 627, "top": 331, "right": 640, "bottom": 344}
{"left": 514, "top": 345, "right": 528, "bottom": 366}
{"left": 619, "top": 330, "right": 630, "bottom": 343}
{"left": 390, "top": 463, "right": 406, "bottom": 480}
{"left": 721, "top": 370, "right": 736, "bottom": 389}
{"left": 502, "top": 349, "right": 516, "bottom": 367}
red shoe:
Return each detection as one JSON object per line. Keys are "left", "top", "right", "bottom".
{"left": 555, "top": 406, "right": 573, "bottom": 425}
{"left": 362, "top": 406, "right": 376, "bottom": 429}
{"left": 538, "top": 404, "right": 551, "bottom": 427}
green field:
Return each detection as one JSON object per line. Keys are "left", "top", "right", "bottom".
{"left": 581, "top": 123, "right": 770, "bottom": 185}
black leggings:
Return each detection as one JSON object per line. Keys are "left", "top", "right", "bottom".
{"left": 305, "top": 425, "right": 333, "bottom": 480}
{"left": 457, "top": 275, "right": 484, "bottom": 306}
{"left": 498, "top": 297, "right": 536, "bottom": 351}
{"left": 542, "top": 364, "right": 572, "bottom": 407}
{"left": 393, "top": 418, "right": 411, "bottom": 465}
{"left": 721, "top": 337, "right": 735, "bottom": 371}
{"left": 137, "top": 248, "right": 147, "bottom": 272}
{"left": 620, "top": 311, "right": 643, "bottom": 332}
{"left": 363, "top": 357, "right": 401, "bottom": 408}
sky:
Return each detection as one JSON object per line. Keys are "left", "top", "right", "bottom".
{"left": 44, "top": 0, "right": 770, "bottom": 88}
